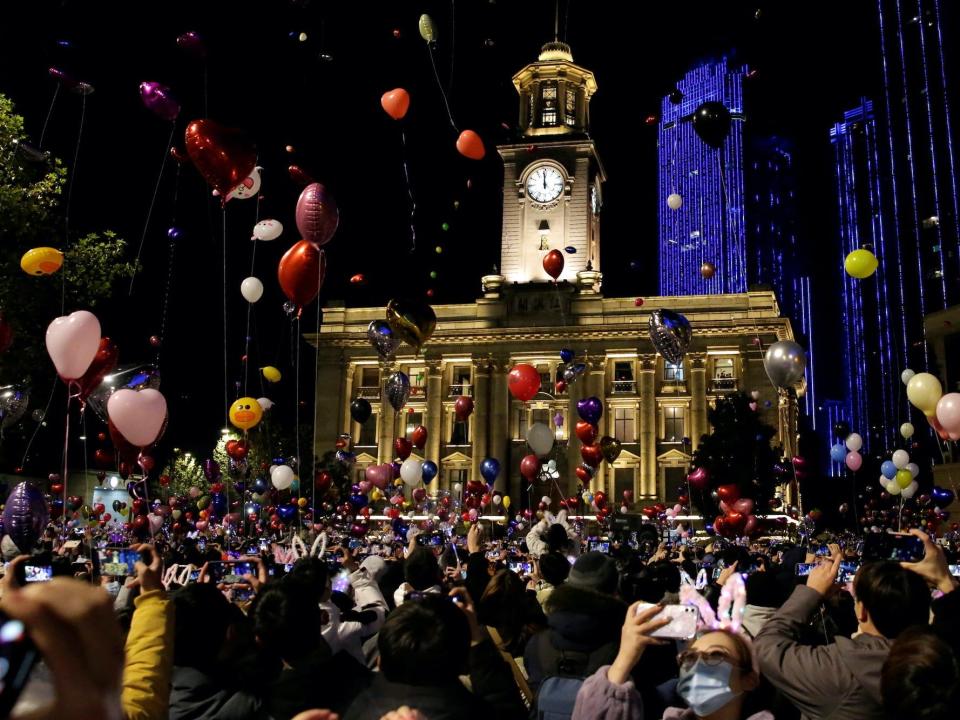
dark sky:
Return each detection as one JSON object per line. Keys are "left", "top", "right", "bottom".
{"left": 0, "top": 1, "right": 897, "bottom": 466}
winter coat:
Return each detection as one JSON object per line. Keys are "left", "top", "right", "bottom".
{"left": 754, "top": 585, "right": 890, "bottom": 720}
{"left": 168, "top": 666, "right": 261, "bottom": 720}
{"left": 122, "top": 589, "right": 174, "bottom": 720}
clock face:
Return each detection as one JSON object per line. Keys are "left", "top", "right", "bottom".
{"left": 526, "top": 166, "right": 564, "bottom": 204}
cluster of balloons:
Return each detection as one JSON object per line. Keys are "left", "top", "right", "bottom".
{"left": 830, "top": 432, "right": 865, "bottom": 471}
{"left": 554, "top": 348, "right": 586, "bottom": 394}
{"left": 366, "top": 299, "right": 437, "bottom": 361}
{"left": 904, "top": 370, "right": 960, "bottom": 440}
{"left": 879, "top": 449, "right": 920, "bottom": 499}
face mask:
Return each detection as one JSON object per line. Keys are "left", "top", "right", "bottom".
{"left": 677, "top": 658, "right": 741, "bottom": 717}
{"left": 104, "top": 580, "right": 121, "bottom": 597}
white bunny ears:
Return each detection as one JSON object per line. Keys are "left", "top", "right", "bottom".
{"left": 680, "top": 571, "right": 748, "bottom": 634}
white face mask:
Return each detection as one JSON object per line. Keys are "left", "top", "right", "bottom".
{"left": 677, "top": 658, "right": 742, "bottom": 717}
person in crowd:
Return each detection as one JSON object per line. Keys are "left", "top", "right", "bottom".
{"left": 880, "top": 626, "right": 958, "bottom": 720}
{"left": 393, "top": 546, "right": 443, "bottom": 607}
{"left": 897, "top": 527, "right": 960, "bottom": 655}
{"left": 740, "top": 572, "right": 783, "bottom": 640}
{"left": 532, "top": 551, "right": 570, "bottom": 608}
{"left": 526, "top": 509, "right": 579, "bottom": 559}
{"left": 477, "top": 567, "right": 546, "bottom": 658}
{"left": 323, "top": 551, "right": 389, "bottom": 663}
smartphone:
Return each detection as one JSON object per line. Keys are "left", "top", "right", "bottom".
{"left": 18, "top": 564, "right": 53, "bottom": 584}
{"left": 416, "top": 534, "right": 443, "bottom": 547}
{"left": 949, "top": 565, "right": 960, "bottom": 578}
{"left": 637, "top": 603, "right": 699, "bottom": 640}
{"left": 837, "top": 561, "right": 859, "bottom": 584}
{"left": 196, "top": 538, "right": 206, "bottom": 552}
{"left": 62, "top": 540, "right": 81, "bottom": 551}
{"left": 795, "top": 563, "right": 816, "bottom": 577}
{"left": 332, "top": 570, "right": 351, "bottom": 594}
{"left": 589, "top": 541, "right": 611, "bottom": 554}
{"left": 206, "top": 561, "right": 257, "bottom": 585}
{"left": 485, "top": 550, "right": 500, "bottom": 560}
{"left": 0, "top": 610, "right": 41, "bottom": 717}
{"left": 231, "top": 586, "right": 256, "bottom": 603}
{"left": 813, "top": 544, "right": 831, "bottom": 558}
{"left": 888, "top": 534, "right": 925, "bottom": 562}
{"left": 188, "top": 569, "right": 201, "bottom": 582}
{"left": 507, "top": 560, "right": 532, "bottom": 575}
{"left": 348, "top": 538, "right": 363, "bottom": 550}
{"left": 98, "top": 548, "right": 142, "bottom": 577}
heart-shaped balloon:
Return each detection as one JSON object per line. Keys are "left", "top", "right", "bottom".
{"left": 593, "top": 491, "right": 607, "bottom": 509}
{"left": 599, "top": 436, "right": 622, "bottom": 463}
{"left": 932, "top": 486, "right": 955, "bottom": 506}
{"left": 366, "top": 320, "right": 401, "bottom": 359}
{"left": 641, "top": 505, "right": 658, "bottom": 519}
{"left": 575, "top": 466, "right": 592, "bottom": 483}
{"left": 46, "top": 311, "right": 101, "bottom": 381}
{"left": 365, "top": 463, "right": 393, "bottom": 489}
{"left": 381, "top": 88, "right": 411, "bottom": 120}
{"left": 577, "top": 396, "right": 603, "bottom": 425}
{"left": 295, "top": 183, "right": 339, "bottom": 248}
{"left": 559, "top": 348, "right": 575, "bottom": 364}
{"left": 67, "top": 495, "right": 83, "bottom": 512}
{"left": 386, "top": 298, "right": 437, "bottom": 351}
{"left": 580, "top": 443, "right": 603, "bottom": 468}
{"left": 75, "top": 337, "right": 118, "bottom": 402}
{"left": 50, "top": 483, "right": 64, "bottom": 495}
{"left": 278, "top": 240, "right": 326, "bottom": 312}
{"left": 184, "top": 119, "right": 256, "bottom": 198}
{"left": 3, "top": 482, "right": 49, "bottom": 550}
{"left": 725, "top": 511, "right": 746, "bottom": 534}
{"left": 648, "top": 309, "right": 692, "bottom": 366}
{"left": 716, "top": 484, "right": 741, "bottom": 503}
{"left": 563, "top": 363, "right": 587, "bottom": 384}
{"left": 575, "top": 421, "right": 598, "bottom": 445}
{"left": 385, "top": 371, "right": 410, "bottom": 413}
{"left": 687, "top": 466, "right": 710, "bottom": 490}
{"left": 394, "top": 437, "right": 413, "bottom": 461}
{"left": 410, "top": 425, "right": 428, "bottom": 449}
{"left": 733, "top": 498, "right": 754, "bottom": 515}
{"left": 139, "top": 81, "right": 180, "bottom": 122}
{"left": 107, "top": 388, "right": 167, "bottom": 448}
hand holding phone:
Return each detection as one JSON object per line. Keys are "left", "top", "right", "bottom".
{"left": 635, "top": 603, "right": 699, "bottom": 639}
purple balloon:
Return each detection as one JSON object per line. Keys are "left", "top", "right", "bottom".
{"left": 176, "top": 31, "right": 206, "bottom": 57}
{"left": 139, "top": 82, "right": 180, "bottom": 122}
{"left": 295, "top": 183, "right": 339, "bottom": 248}
{"left": 203, "top": 459, "right": 221, "bottom": 482}
{"left": 576, "top": 396, "right": 603, "bottom": 425}
{"left": 2, "top": 482, "right": 48, "bottom": 552}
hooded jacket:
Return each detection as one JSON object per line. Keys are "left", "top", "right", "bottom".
{"left": 754, "top": 584, "right": 890, "bottom": 720}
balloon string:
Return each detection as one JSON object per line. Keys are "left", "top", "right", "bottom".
{"left": 223, "top": 208, "right": 229, "bottom": 429}
{"left": 61, "top": 91, "right": 88, "bottom": 313}
{"left": 81, "top": 409, "right": 88, "bottom": 488}
{"left": 61, "top": 390, "right": 71, "bottom": 531}
{"left": 20, "top": 379, "right": 58, "bottom": 471}
{"left": 156, "top": 162, "right": 183, "bottom": 371}
{"left": 426, "top": 45, "right": 459, "bottom": 134}
{"left": 294, "top": 316, "right": 302, "bottom": 535}
{"left": 243, "top": 166, "right": 262, "bottom": 398}
{"left": 448, "top": 0, "right": 456, "bottom": 95}
{"left": 400, "top": 129, "right": 417, "bottom": 253}
{"left": 129, "top": 123, "right": 176, "bottom": 295}
{"left": 38, "top": 83, "right": 60, "bottom": 150}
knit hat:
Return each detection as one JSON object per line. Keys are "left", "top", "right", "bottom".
{"left": 567, "top": 551, "right": 618, "bottom": 594}
{"left": 538, "top": 552, "right": 571, "bottom": 587}
{"left": 360, "top": 555, "right": 388, "bottom": 582}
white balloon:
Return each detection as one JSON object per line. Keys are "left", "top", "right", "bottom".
{"left": 892, "top": 449, "right": 910, "bottom": 469}
{"left": 750, "top": 390, "right": 760, "bottom": 400}
{"left": 400, "top": 457, "right": 423, "bottom": 487}
{"left": 901, "top": 480, "right": 919, "bottom": 499}
{"left": 526, "top": 422, "right": 555, "bottom": 457}
{"left": 667, "top": 193, "right": 683, "bottom": 210}
{"left": 271, "top": 465, "right": 294, "bottom": 490}
{"left": 541, "top": 496, "right": 552, "bottom": 506}
{"left": 492, "top": 495, "right": 502, "bottom": 505}
{"left": 845, "top": 433, "right": 863, "bottom": 452}
{"left": 226, "top": 166, "right": 262, "bottom": 201}
{"left": 252, "top": 219, "right": 283, "bottom": 241}
{"left": 906, "top": 462, "right": 920, "bottom": 478}
{"left": 887, "top": 480, "right": 902, "bottom": 496}
{"left": 900, "top": 422, "right": 915, "bottom": 439}
{"left": 241, "top": 276, "right": 264, "bottom": 303}
{"left": 901, "top": 368, "right": 915, "bottom": 385}
{"left": 547, "top": 459, "right": 557, "bottom": 472}
{"left": 257, "top": 397, "right": 274, "bottom": 411}
{"left": 453, "top": 482, "right": 462, "bottom": 494}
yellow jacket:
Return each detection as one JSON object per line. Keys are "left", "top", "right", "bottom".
{"left": 122, "top": 589, "right": 174, "bottom": 720}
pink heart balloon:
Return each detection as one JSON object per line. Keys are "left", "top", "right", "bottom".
{"left": 733, "top": 498, "right": 754, "bottom": 515}
{"left": 107, "top": 388, "right": 167, "bottom": 448}
{"left": 195, "top": 520, "right": 208, "bottom": 532}
{"left": 358, "top": 480, "right": 372, "bottom": 494}
{"left": 148, "top": 514, "right": 164, "bottom": 534}
{"left": 365, "top": 463, "right": 393, "bottom": 489}
{"left": 45, "top": 311, "right": 101, "bottom": 380}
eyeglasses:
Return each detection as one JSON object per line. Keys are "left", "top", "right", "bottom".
{"left": 677, "top": 648, "right": 750, "bottom": 672}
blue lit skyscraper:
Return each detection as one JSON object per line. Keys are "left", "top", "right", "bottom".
{"left": 658, "top": 57, "right": 747, "bottom": 295}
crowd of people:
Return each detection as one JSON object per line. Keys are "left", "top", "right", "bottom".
{"left": 0, "top": 510, "right": 957, "bottom": 720}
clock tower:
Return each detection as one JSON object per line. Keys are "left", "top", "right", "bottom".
{"left": 494, "top": 41, "right": 606, "bottom": 287}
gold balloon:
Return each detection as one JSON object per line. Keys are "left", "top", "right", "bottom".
{"left": 229, "top": 396, "right": 263, "bottom": 430}
{"left": 21, "top": 247, "right": 64, "bottom": 276}
{"left": 261, "top": 366, "right": 282, "bottom": 383}
{"left": 385, "top": 299, "right": 436, "bottom": 351}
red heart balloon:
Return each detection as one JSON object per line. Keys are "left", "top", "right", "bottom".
{"left": 67, "top": 495, "right": 83, "bottom": 512}
{"left": 454, "top": 396, "right": 474, "bottom": 422}
{"left": 315, "top": 471, "right": 332, "bottom": 493}
{"left": 725, "top": 511, "right": 747, "bottom": 534}
{"left": 716, "top": 484, "right": 741, "bottom": 503}
{"left": 50, "top": 483, "right": 64, "bottom": 495}
{"left": 714, "top": 515, "right": 729, "bottom": 536}
{"left": 593, "top": 491, "right": 607, "bottom": 509}
{"left": 278, "top": 240, "right": 326, "bottom": 312}
{"left": 410, "top": 425, "right": 428, "bottom": 449}
{"left": 575, "top": 466, "right": 592, "bottom": 483}
{"left": 75, "top": 337, "right": 118, "bottom": 401}
{"left": 580, "top": 443, "right": 603, "bottom": 468}
{"left": 641, "top": 505, "right": 657, "bottom": 518}
{"left": 393, "top": 437, "right": 412, "bottom": 460}
{"left": 184, "top": 119, "right": 256, "bottom": 198}
{"left": 381, "top": 88, "right": 411, "bottom": 120}
{"left": 225, "top": 439, "right": 239, "bottom": 457}
{"left": 575, "top": 421, "right": 598, "bottom": 445}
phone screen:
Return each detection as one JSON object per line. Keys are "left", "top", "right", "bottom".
{"left": 507, "top": 560, "right": 532, "bottom": 575}
{"left": 98, "top": 548, "right": 141, "bottom": 577}
{"left": 0, "top": 611, "right": 40, "bottom": 717}
{"left": 949, "top": 565, "right": 960, "bottom": 578}
{"left": 188, "top": 569, "right": 200, "bottom": 582}
{"left": 837, "top": 561, "right": 859, "bottom": 584}
{"left": 207, "top": 561, "right": 257, "bottom": 585}
{"left": 888, "top": 535, "right": 925, "bottom": 562}
{"left": 22, "top": 564, "right": 52, "bottom": 583}
{"left": 332, "top": 570, "right": 351, "bottom": 594}
{"left": 795, "top": 563, "right": 816, "bottom": 577}
{"left": 588, "top": 541, "right": 611, "bottom": 553}
{"left": 417, "top": 534, "right": 443, "bottom": 547}
{"left": 637, "top": 603, "right": 699, "bottom": 639}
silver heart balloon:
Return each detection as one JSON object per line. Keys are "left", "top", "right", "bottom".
{"left": 562, "top": 363, "right": 586, "bottom": 384}
{"left": 0, "top": 383, "right": 30, "bottom": 430}
{"left": 86, "top": 364, "right": 161, "bottom": 423}
{"left": 648, "top": 309, "right": 692, "bottom": 366}
{"left": 367, "top": 320, "right": 401, "bottom": 360}
{"left": 763, "top": 340, "right": 807, "bottom": 390}
{"left": 385, "top": 371, "right": 411, "bottom": 412}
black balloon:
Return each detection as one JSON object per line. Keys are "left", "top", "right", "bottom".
{"left": 833, "top": 421, "right": 851, "bottom": 440}
{"left": 692, "top": 101, "right": 732, "bottom": 149}
{"left": 668, "top": 89, "right": 684, "bottom": 105}
{"left": 350, "top": 398, "right": 372, "bottom": 424}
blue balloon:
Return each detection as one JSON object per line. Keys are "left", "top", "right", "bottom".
{"left": 277, "top": 505, "right": 297, "bottom": 521}
{"left": 881, "top": 460, "right": 898, "bottom": 480}
{"left": 559, "top": 348, "right": 575, "bottom": 364}
{"left": 830, "top": 443, "right": 847, "bottom": 463}
{"left": 564, "top": 246, "right": 576, "bottom": 254}
{"left": 421, "top": 461, "right": 438, "bottom": 483}
{"left": 349, "top": 494, "right": 369, "bottom": 508}
{"left": 480, "top": 457, "right": 500, "bottom": 484}
{"left": 252, "top": 476, "right": 268, "bottom": 494}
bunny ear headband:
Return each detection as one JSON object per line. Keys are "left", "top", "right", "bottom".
{"left": 680, "top": 571, "right": 747, "bottom": 633}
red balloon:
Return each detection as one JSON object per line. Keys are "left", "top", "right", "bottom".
{"left": 555, "top": 380, "right": 567, "bottom": 394}
{"left": 542, "top": 250, "right": 564, "bottom": 280}
{"left": 295, "top": 183, "right": 339, "bottom": 249}
{"left": 623, "top": 489, "right": 634, "bottom": 503}
{"left": 94, "top": 448, "right": 113, "bottom": 468}
{"left": 410, "top": 425, "right": 428, "bottom": 449}
{"left": 184, "top": 119, "right": 256, "bottom": 199}
{"left": 75, "top": 337, "right": 118, "bottom": 401}
{"left": 50, "top": 483, "right": 64, "bottom": 495}
{"left": 138, "top": 454, "right": 155, "bottom": 473}
{"left": 454, "top": 396, "right": 474, "bottom": 422}
{"left": 159, "top": 475, "right": 171, "bottom": 487}
{"left": 288, "top": 165, "right": 316, "bottom": 186}
{"left": 716, "top": 484, "right": 741, "bottom": 503}
{"left": 641, "top": 505, "right": 657, "bottom": 518}
{"left": 381, "top": 88, "right": 411, "bottom": 120}
{"left": 520, "top": 454, "right": 540, "bottom": 480}
{"left": 593, "top": 491, "right": 607, "bottom": 509}
{"left": 508, "top": 364, "right": 541, "bottom": 402}
{"left": 278, "top": 240, "right": 327, "bottom": 312}
{"left": 575, "top": 466, "right": 592, "bottom": 483}
{"left": 725, "top": 511, "right": 747, "bottom": 535}
{"left": 456, "top": 129, "right": 485, "bottom": 160}
{"left": 0, "top": 313, "right": 13, "bottom": 354}
{"left": 687, "top": 467, "right": 710, "bottom": 490}
{"left": 109, "top": 419, "right": 142, "bottom": 465}
{"left": 575, "top": 421, "right": 598, "bottom": 445}
{"left": 580, "top": 443, "right": 603, "bottom": 468}
{"left": 393, "top": 437, "right": 412, "bottom": 460}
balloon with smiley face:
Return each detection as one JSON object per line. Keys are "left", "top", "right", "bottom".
{"left": 229, "top": 396, "right": 263, "bottom": 430}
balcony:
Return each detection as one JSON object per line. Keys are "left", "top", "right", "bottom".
{"left": 356, "top": 386, "right": 381, "bottom": 400}
{"left": 709, "top": 377, "right": 738, "bottom": 393}
{"left": 410, "top": 385, "right": 426, "bottom": 399}
{"left": 611, "top": 379, "right": 637, "bottom": 394}
{"left": 448, "top": 383, "right": 472, "bottom": 398}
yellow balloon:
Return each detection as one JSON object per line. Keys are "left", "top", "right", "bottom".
{"left": 844, "top": 248, "right": 879, "bottom": 279}
{"left": 896, "top": 469, "right": 913, "bottom": 489}
{"left": 229, "top": 396, "right": 263, "bottom": 430}
{"left": 906, "top": 372, "right": 943, "bottom": 417}
{"left": 261, "top": 366, "right": 282, "bottom": 383}
{"left": 502, "top": 495, "right": 511, "bottom": 510}
{"left": 370, "top": 488, "right": 383, "bottom": 502}
{"left": 20, "top": 247, "right": 64, "bottom": 276}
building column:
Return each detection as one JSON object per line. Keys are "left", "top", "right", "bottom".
{"left": 315, "top": 351, "right": 344, "bottom": 462}
{"left": 377, "top": 361, "right": 397, "bottom": 464}
{"left": 425, "top": 358, "right": 443, "bottom": 492}
{"left": 688, "top": 354, "right": 707, "bottom": 451}
{"left": 588, "top": 355, "right": 607, "bottom": 495}
{"left": 490, "top": 354, "right": 511, "bottom": 496}
{"left": 470, "top": 356, "right": 490, "bottom": 484}
{"left": 341, "top": 362, "right": 355, "bottom": 436}
{"left": 778, "top": 389, "right": 800, "bottom": 509}
{"left": 639, "top": 355, "right": 657, "bottom": 499}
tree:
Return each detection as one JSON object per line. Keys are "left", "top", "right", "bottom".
{"left": 162, "top": 450, "right": 207, "bottom": 498}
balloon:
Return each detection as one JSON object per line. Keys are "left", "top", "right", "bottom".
{"left": 931, "top": 486, "right": 955, "bottom": 506}
{"left": 576, "top": 396, "right": 603, "bottom": 425}
{"left": 553, "top": 412, "right": 564, "bottom": 428}
{"left": 700, "top": 262, "right": 716, "bottom": 279}
{"left": 295, "top": 183, "right": 339, "bottom": 249}
{"left": 421, "top": 461, "right": 438, "bottom": 484}
{"left": 86, "top": 363, "right": 160, "bottom": 423}
{"left": 366, "top": 320, "right": 402, "bottom": 359}
{"left": 480, "top": 457, "right": 500, "bottom": 485}
{"left": 844, "top": 248, "right": 879, "bottom": 279}
{"left": 454, "top": 395, "right": 474, "bottom": 422}
{"left": 381, "top": 88, "right": 410, "bottom": 120}
{"left": 0, "top": 313, "right": 12, "bottom": 354}
{"left": 240, "top": 277, "right": 264, "bottom": 303}
{"left": 253, "top": 219, "right": 283, "bottom": 241}
{"left": 46, "top": 310, "right": 101, "bottom": 381}
{"left": 901, "top": 480, "right": 919, "bottom": 499}
{"left": 692, "top": 101, "right": 732, "bottom": 149}
{"left": 365, "top": 464, "right": 393, "bottom": 489}
{"left": 520, "top": 454, "right": 540, "bottom": 480}
{"left": 139, "top": 81, "right": 180, "bottom": 121}
{"left": 229, "top": 396, "right": 263, "bottom": 430}
{"left": 271, "top": 465, "right": 294, "bottom": 490}
{"left": 400, "top": 457, "right": 423, "bottom": 487}
{"left": 418, "top": 14, "right": 436, "bottom": 42}
{"left": 176, "top": 31, "right": 205, "bottom": 56}
{"left": 503, "top": 495, "right": 511, "bottom": 510}
{"left": 907, "top": 373, "right": 942, "bottom": 417}
{"left": 407, "top": 425, "right": 427, "bottom": 449}
{"left": 386, "top": 299, "right": 436, "bottom": 351}
{"left": 892, "top": 449, "right": 910, "bottom": 469}
{"left": 600, "top": 436, "right": 622, "bottom": 463}
{"left": 575, "top": 421, "right": 598, "bottom": 445}
{"left": 262, "top": 366, "right": 282, "bottom": 383}
{"left": 648, "top": 309, "right": 692, "bottom": 366}
{"left": 667, "top": 193, "right": 682, "bottom": 210}
{"left": 3, "top": 483, "right": 48, "bottom": 552}
{"left": 936, "top": 393, "right": 960, "bottom": 433}
{"left": 845, "top": 433, "right": 863, "bottom": 452}
{"left": 543, "top": 250, "right": 564, "bottom": 280}
{"left": 184, "top": 119, "right": 256, "bottom": 198}
{"left": 456, "top": 130, "right": 485, "bottom": 160}
{"left": 559, "top": 348, "right": 575, "bottom": 363}
{"left": 830, "top": 443, "right": 847, "bottom": 463}
{"left": 845, "top": 452, "right": 863, "bottom": 471}
{"left": 393, "top": 437, "right": 412, "bottom": 460}
{"left": 223, "top": 166, "right": 261, "bottom": 202}
{"left": 900, "top": 422, "right": 915, "bottom": 439}
{"left": 763, "top": 340, "right": 807, "bottom": 390}
{"left": 508, "top": 364, "right": 541, "bottom": 402}
{"left": 0, "top": 384, "right": 30, "bottom": 429}
{"left": 905, "top": 462, "right": 920, "bottom": 479}
{"left": 894, "top": 469, "right": 913, "bottom": 489}
{"left": 563, "top": 363, "right": 587, "bottom": 384}
{"left": 580, "top": 443, "right": 603, "bottom": 468}
{"left": 526, "top": 423, "right": 554, "bottom": 457}
{"left": 901, "top": 369, "right": 915, "bottom": 385}
{"left": 350, "top": 398, "right": 372, "bottom": 424}
{"left": 278, "top": 240, "right": 326, "bottom": 311}
{"left": 881, "top": 460, "right": 897, "bottom": 480}
{"left": 107, "top": 388, "right": 167, "bottom": 448}
{"left": 385, "top": 371, "right": 410, "bottom": 412}
{"left": 716, "top": 484, "right": 740, "bottom": 503}
{"left": 21, "top": 247, "right": 63, "bottom": 276}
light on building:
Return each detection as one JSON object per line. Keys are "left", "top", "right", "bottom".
{"left": 109, "top": 476, "right": 120, "bottom": 489}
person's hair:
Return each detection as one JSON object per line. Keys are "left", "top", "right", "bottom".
{"left": 648, "top": 560, "right": 681, "bottom": 594}
{"left": 478, "top": 569, "right": 542, "bottom": 645}
{"left": 378, "top": 595, "right": 470, "bottom": 684}
{"left": 404, "top": 546, "right": 441, "bottom": 591}
{"left": 853, "top": 561, "right": 931, "bottom": 639}
{"left": 538, "top": 551, "right": 570, "bottom": 587}
{"left": 286, "top": 556, "right": 329, "bottom": 603}
{"left": 253, "top": 579, "right": 322, "bottom": 662}
{"left": 882, "top": 626, "right": 959, "bottom": 720}
{"left": 698, "top": 628, "right": 757, "bottom": 675}
{"left": 545, "top": 524, "right": 569, "bottom": 553}
{"left": 746, "top": 572, "right": 783, "bottom": 608}
{"left": 172, "top": 583, "right": 238, "bottom": 669}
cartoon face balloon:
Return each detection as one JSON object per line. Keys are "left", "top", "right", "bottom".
{"left": 252, "top": 219, "right": 283, "bottom": 241}
{"left": 21, "top": 247, "right": 64, "bottom": 276}
{"left": 224, "top": 166, "right": 262, "bottom": 201}
{"left": 230, "top": 396, "right": 263, "bottom": 430}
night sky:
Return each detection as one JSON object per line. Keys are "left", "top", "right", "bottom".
{"left": 0, "top": 1, "right": 907, "bottom": 469}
